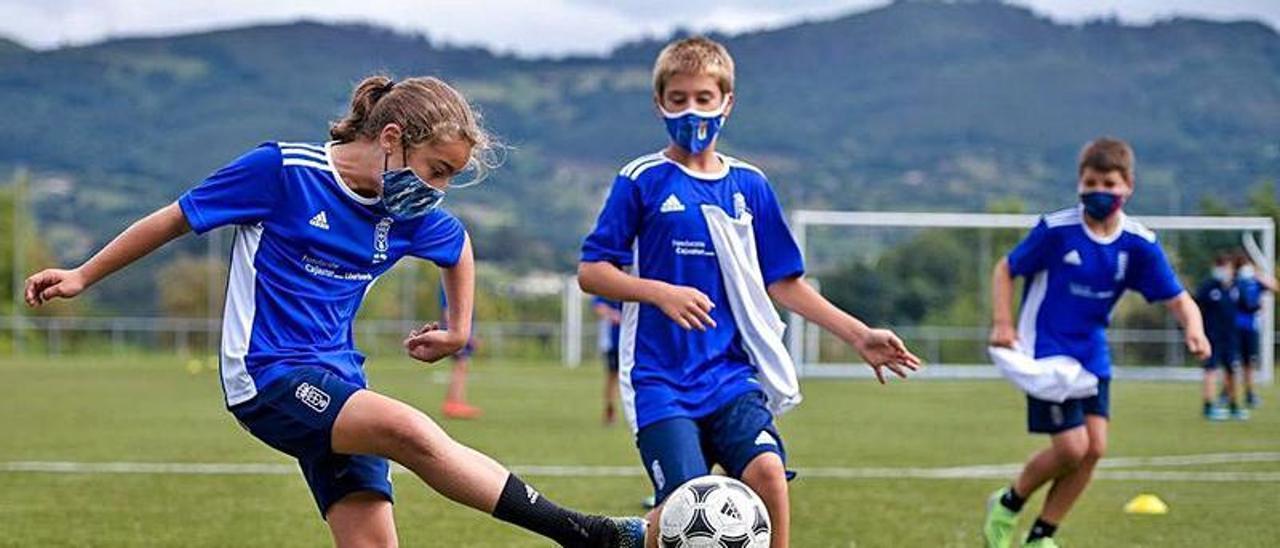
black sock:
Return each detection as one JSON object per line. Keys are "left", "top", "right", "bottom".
{"left": 999, "top": 485, "right": 1026, "bottom": 513}
{"left": 1025, "top": 517, "right": 1058, "bottom": 543}
{"left": 491, "top": 474, "right": 611, "bottom": 547}
{"left": 1203, "top": 401, "right": 1212, "bottom": 414}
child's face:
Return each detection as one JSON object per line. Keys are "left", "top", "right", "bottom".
{"left": 380, "top": 123, "right": 472, "bottom": 190}
{"left": 657, "top": 72, "right": 733, "bottom": 115}
{"left": 409, "top": 139, "right": 472, "bottom": 190}
{"left": 1077, "top": 167, "right": 1132, "bottom": 200}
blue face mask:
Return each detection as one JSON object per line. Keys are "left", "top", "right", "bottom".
{"left": 661, "top": 102, "right": 727, "bottom": 154}
{"left": 1080, "top": 191, "right": 1124, "bottom": 221}
{"left": 380, "top": 150, "right": 445, "bottom": 221}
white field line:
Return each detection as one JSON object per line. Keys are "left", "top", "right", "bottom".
{"left": 2, "top": 452, "right": 1278, "bottom": 482}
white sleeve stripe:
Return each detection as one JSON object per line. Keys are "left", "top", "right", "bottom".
{"left": 282, "top": 159, "right": 332, "bottom": 172}
{"left": 620, "top": 153, "right": 663, "bottom": 177}
{"left": 280, "top": 147, "right": 328, "bottom": 163}
{"left": 627, "top": 158, "right": 667, "bottom": 180}
{"left": 277, "top": 141, "right": 326, "bottom": 153}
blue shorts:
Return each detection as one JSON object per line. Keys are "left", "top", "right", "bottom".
{"left": 1027, "top": 378, "right": 1111, "bottom": 434}
{"left": 230, "top": 366, "right": 393, "bottom": 516}
{"left": 1204, "top": 334, "right": 1238, "bottom": 370}
{"left": 635, "top": 390, "right": 788, "bottom": 505}
{"left": 1238, "top": 329, "right": 1260, "bottom": 366}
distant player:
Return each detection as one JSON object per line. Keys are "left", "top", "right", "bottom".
{"left": 593, "top": 295, "right": 623, "bottom": 425}
{"left": 1230, "top": 252, "right": 1277, "bottom": 413}
{"left": 983, "top": 138, "right": 1210, "bottom": 548}
{"left": 579, "top": 37, "right": 920, "bottom": 548}
{"left": 1194, "top": 253, "right": 1239, "bottom": 420}
{"left": 438, "top": 283, "right": 482, "bottom": 419}
{"left": 24, "top": 75, "right": 643, "bottom": 547}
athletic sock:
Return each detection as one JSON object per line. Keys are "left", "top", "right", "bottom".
{"left": 999, "top": 485, "right": 1026, "bottom": 513}
{"left": 1203, "top": 401, "right": 1213, "bottom": 415}
{"left": 1025, "top": 517, "right": 1058, "bottom": 543}
{"left": 491, "top": 474, "right": 613, "bottom": 547}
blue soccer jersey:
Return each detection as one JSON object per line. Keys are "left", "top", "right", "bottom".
{"left": 1196, "top": 278, "right": 1240, "bottom": 341}
{"left": 1235, "top": 276, "right": 1265, "bottom": 332}
{"left": 581, "top": 151, "right": 804, "bottom": 431}
{"left": 179, "top": 142, "right": 467, "bottom": 406}
{"left": 1007, "top": 206, "right": 1184, "bottom": 378}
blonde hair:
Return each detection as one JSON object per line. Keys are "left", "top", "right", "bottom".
{"left": 652, "top": 36, "right": 735, "bottom": 97}
{"left": 331, "top": 75, "right": 501, "bottom": 182}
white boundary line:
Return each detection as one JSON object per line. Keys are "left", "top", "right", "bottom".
{"left": 3, "top": 452, "right": 1277, "bottom": 482}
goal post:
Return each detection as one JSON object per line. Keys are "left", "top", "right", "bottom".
{"left": 788, "top": 210, "right": 1276, "bottom": 384}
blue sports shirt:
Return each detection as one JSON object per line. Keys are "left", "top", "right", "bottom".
{"left": 179, "top": 142, "right": 467, "bottom": 406}
{"left": 581, "top": 151, "right": 804, "bottom": 431}
{"left": 1234, "top": 276, "right": 1266, "bottom": 332}
{"left": 1007, "top": 206, "right": 1184, "bottom": 378}
{"left": 1195, "top": 278, "right": 1240, "bottom": 342}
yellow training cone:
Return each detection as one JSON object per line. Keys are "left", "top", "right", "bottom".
{"left": 1124, "top": 494, "right": 1169, "bottom": 515}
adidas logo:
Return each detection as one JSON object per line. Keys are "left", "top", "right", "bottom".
{"left": 755, "top": 431, "right": 776, "bottom": 447}
{"left": 660, "top": 194, "right": 685, "bottom": 213}
{"left": 1063, "top": 250, "right": 1082, "bottom": 266}
{"left": 525, "top": 485, "right": 540, "bottom": 505}
{"left": 309, "top": 211, "right": 330, "bottom": 230}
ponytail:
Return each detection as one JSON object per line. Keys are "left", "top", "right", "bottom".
{"left": 328, "top": 74, "right": 501, "bottom": 184}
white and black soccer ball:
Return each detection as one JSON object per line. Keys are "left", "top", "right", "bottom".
{"left": 658, "top": 475, "right": 771, "bottom": 548}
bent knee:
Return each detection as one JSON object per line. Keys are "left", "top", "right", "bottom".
{"left": 379, "top": 410, "right": 453, "bottom": 461}
{"left": 1083, "top": 441, "right": 1106, "bottom": 466}
{"left": 742, "top": 454, "right": 788, "bottom": 488}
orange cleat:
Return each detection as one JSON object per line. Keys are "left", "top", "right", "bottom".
{"left": 442, "top": 401, "right": 483, "bottom": 420}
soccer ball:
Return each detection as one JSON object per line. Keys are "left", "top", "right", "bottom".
{"left": 658, "top": 475, "right": 771, "bottom": 548}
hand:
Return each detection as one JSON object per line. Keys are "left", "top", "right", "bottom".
{"left": 403, "top": 322, "right": 466, "bottom": 363}
{"left": 988, "top": 322, "right": 1017, "bottom": 348}
{"left": 854, "top": 328, "right": 922, "bottom": 384}
{"left": 652, "top": 283, "right": 716, "bottom": 331}
{"left": 1185, "top": 331, "right": 1211, "bottom": 361}
{"left": 25, "top": 268, "right": 87, "bottom": 307}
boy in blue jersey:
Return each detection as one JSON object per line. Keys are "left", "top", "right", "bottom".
{"left": 25, "top": 75, "right": 644, "bottom": 547}
{"left": 578, "top": 37, "right": 921, "bottom": 548}
{"left": 593, "top": 295, "right": 624, "bottom": 425}
{"left": 983, "top": 138, "right": 1210, "bottom": 548}
{"left": 1194, "top": 254, "right": 1240, "bottom": 420}
{"left": 1230, "top": 253, "right": 1277, "bottom": 413}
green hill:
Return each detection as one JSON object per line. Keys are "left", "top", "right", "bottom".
{"left": 1, "top": 1, "right": 1277, "bottom": 313}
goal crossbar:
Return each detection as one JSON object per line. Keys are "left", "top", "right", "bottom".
{"left": 789, "top": 210, "right": 1276, "bottom": 384}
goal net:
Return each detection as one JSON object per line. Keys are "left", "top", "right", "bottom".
{"left": 788, "top": 210, "right": 1275, "bottom": 384}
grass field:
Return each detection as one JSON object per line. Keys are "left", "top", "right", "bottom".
{"left": 1, "top": 355, "right": 1277, "bottom": 547}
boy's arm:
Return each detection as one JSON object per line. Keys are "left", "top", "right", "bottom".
{"left": 1259, "top": 272, "right": 1279, "bottom": 293}
{"left": 989, "top": 258, "right": 1018, "bottom": 348}
{"left": 25, "top": 202, "right": 190, "bottom": 307}
{"left": 767, "top": 276, "right": 920, "bottom": 383}
{"left": 578, "top": 261, "right": 716, "bottom": 331}
{"left": 404, "top": 235, "right": 474, "bottom": 363}
{"left": 1165, "top": 292, "right": 1212, "bottom": 361}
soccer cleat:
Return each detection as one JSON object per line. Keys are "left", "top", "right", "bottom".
{"left": 1024, "top": 537, "right": 1060, "bottom": 548}
{"left": 1232, "top": 407, "right": 1251, "bottom": 421}
{"left": 1207, "top": 406, "right": 1230, "bottom": 421}
{"left": 605, "top": 516, "right": 647, "bottom": 548}
{"left": 441, "top": 401, "right": 483, "bottom": 420}
{"left": 983, "top": 488, "right": 1019, "bottom": 548}
{"left": 1246, "top": 392, "right": 1260, "bottom": 409}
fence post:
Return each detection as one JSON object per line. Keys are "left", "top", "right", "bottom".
{"left": 562, "top": 276, "right": 582, "bottom": 367}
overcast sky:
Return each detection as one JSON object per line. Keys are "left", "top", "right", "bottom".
{"left": 3, "top": 1, "right": 1276, "bottom": 56}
